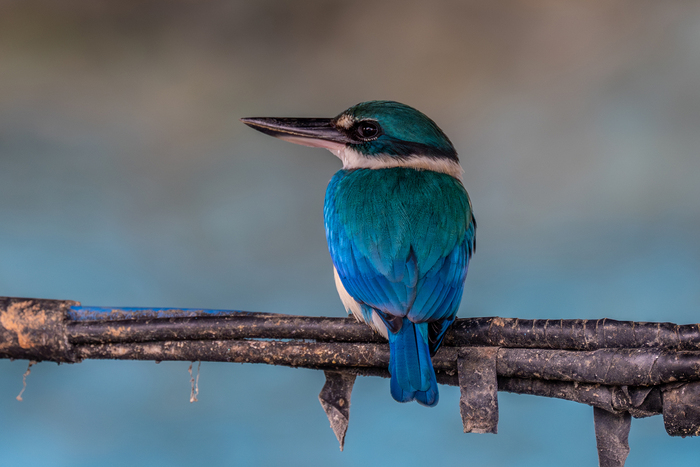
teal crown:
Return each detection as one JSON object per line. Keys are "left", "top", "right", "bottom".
{"left": 334, "top": 101, "right": 458, "bottom": 161}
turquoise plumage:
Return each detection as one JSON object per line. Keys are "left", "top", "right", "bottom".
{"left": 242, "top": 101, "right": 476, "bottom": 406}
{"left": 325, "top": 168, "right": 474, "bottom": 406}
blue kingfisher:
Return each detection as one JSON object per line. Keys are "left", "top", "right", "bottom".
{"left": 242, "top": 101, "right": 475, "bottom": 406}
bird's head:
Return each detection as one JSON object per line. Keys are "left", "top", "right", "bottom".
{"left": 242, "top": 101, "right": 461, "bottom": 178}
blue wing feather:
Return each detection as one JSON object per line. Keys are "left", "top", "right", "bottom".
{"left": 324, "top": 167, "right": 475, "bottom": 405}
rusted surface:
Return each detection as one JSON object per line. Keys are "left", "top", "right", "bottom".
{"left": 497, "top": 378, "right": 663, "bottom": 417}
{"left": 69, "top": 313, "right": 700, "bottom": 351}
{"left": 74, "top": 340, "right": 393, "bottom": 368}
{"left": 49, "top": 336, "right": 700, "bottom": 389}
{"left": 447, "top": 317, "right": 700, "bottom": 350}
{"left": 458, "top": 347, "right": 499, "bottom": 434}
{"left": 68, "top": 316, "right": 382, "bottom": 345}
{"left": 594, "top": 407, "right": 631, "bottom": 467}
{"left": 496, "top": 348, "right": 700, "bottom": 386}
{"left": 0, "top": 297, "right": 78, "bottom": 362}
{"left": 319, "top": 371, "right": 356, "bottom": 451}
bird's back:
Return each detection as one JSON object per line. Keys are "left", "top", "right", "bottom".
{"left": 324, "top": 167, "right": 475, "bottom": 335}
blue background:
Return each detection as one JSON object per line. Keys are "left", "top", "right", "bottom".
{"left": 1, "top": 1, "right": 700, "bottom": 465}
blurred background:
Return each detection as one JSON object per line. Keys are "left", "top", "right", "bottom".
{"left": 1, "top": 0, "right": 699, "bottom": 465}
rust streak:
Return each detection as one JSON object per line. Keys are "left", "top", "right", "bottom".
{"left": 0, "top": 301, "right": 48, "bottom": 349}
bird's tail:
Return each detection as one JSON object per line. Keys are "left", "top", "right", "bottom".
{"left": 387, "top": 318, "right": 438, "bottom": 407}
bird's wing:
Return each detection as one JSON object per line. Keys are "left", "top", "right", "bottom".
{"left": 425, "top": 215, "right": 476, "bottom": 352}
{"left": 324, "top": 168, "right": 474, "bottom": 323}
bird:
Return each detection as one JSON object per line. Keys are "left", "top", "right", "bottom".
{"left": 242, "top": 101, "right": 475, "bottom": 407}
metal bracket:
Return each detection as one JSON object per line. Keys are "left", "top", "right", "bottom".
{"left": 318, "top": 370, "right": 356, "bottom": 451}
{"left": 458, "top": 347, "right": 499, "bottom": 434}
{"left": 593, "top": 407, "right": 631, "bottom": 467}
{"left": 662, "top": 381, "right": 700, "bottom": 437}
{"left": 0, "top": 297, "right": 78, "bottom": 362}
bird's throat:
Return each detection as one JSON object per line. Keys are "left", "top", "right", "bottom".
{"left": 330, "top": 147, "right": 463, "bottom": 180}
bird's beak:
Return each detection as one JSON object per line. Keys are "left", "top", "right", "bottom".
{"left": 241, "top": 117, "right": 352, "bottom": 150}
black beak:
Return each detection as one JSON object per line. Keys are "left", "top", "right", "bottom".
{"left": 240, "top": 117, "right": 352, "bottom": 146}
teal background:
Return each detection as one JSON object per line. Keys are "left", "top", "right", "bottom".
{"left": 1, "top": 1, "right": 700, "bottom": 465}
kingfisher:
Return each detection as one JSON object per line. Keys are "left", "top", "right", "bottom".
{"left": 242, "top": 101, "right": 475, "bottom": 407}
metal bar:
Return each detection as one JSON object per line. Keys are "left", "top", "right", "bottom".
{"left": 4, "top": 296, "right": 700, "bottom": 444}
{"left": 74, "top": 335, "right": 670, "bottom": 419}
{"left": 67, "top": 315, "right": 382, "bottom": 345}
{"left": 65, "top": 307, "right": 700, "bottom": 351}
{"left": 72, "top": 339, "right": 700, "bottom": 387}
{"left": 67, "top": 306, "right": 276, "bottom": 321}
{"left": 74, "top": 340, "right": 393, "bottom": 368}
{"left": 495, "top": 347, "right": 700, "bottom": 386}
{"left": 448, "top": 317, "right": 700, "bottom": 350}
{"left": 496, "top": 378, "right": 662, "bottom": 418}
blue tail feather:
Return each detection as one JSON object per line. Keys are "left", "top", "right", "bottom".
{"left": 388, "top": 318, "right": 439, "bottom": 407}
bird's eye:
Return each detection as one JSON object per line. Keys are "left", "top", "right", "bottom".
{"left": 355, "top": 121, "right": 380, "bottom": 140}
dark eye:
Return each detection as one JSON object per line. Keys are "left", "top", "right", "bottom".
{"left": 355, "top": 121, "right": 380, "bottom": 140}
